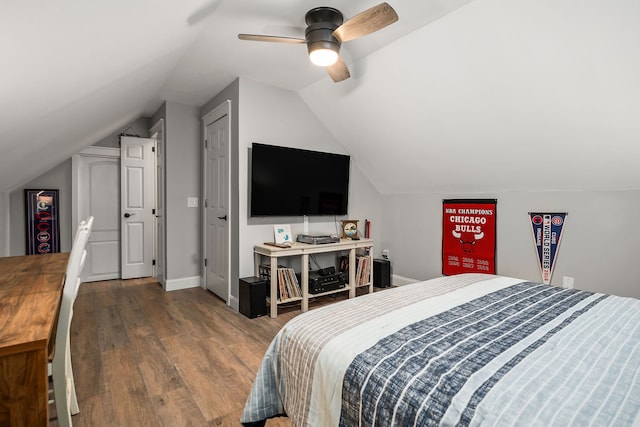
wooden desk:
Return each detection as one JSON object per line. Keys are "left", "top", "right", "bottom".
{"left": 0, "top": 252, "right": 69, "bottom": 426}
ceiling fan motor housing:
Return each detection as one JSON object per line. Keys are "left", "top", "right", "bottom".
{"left": 304, "top": 7, "right": 344, "bottom": 55}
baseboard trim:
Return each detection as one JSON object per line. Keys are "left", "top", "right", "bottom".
{"left": 165, "top": 276, "right": 201, "bottom": 291}
{"left": 84, "top": 273, "right": 120, "bottom": 283}
{"left": 228, "top": 294, "right": 239, "bottom": 311}
{"left": 392, "top": 274, "right": 420, "bottom": 287}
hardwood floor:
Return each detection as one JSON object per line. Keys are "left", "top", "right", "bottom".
{"left": 53, "top": 277, "right": 366, "bottom": 426}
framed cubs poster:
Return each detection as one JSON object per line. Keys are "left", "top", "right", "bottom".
{"left": 25, "top": 189, "right": 60, "bottom": 255}
{"left": 442, "top": 199, "right": 497, "bottom": 275}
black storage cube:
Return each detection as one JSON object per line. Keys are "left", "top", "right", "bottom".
{"left": 239, "top": 276, "right": 267, "bottom": 318}
{"left": 373, "top": 258, "right": 391, "bottom": 288}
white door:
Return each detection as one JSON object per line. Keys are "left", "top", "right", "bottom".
{"left": 203, "top": 102, "right": 231, "bottom": 301}
{"left": 150, "top": 120, "right": 166, "bottom": 288}
{"left": 120, "top": 136, "right": 154, "bottom": 279}
{"left": 73, "top": 147, "right": 121, "bottom": 282}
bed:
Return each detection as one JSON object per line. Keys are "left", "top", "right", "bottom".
{"left": 241, "top": 273, "right": 640, "bottom": 426}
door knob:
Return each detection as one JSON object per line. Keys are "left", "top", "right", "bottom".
{"left": 217, "top": 215, "right": 227, "bottom": 221}
{"left": 124, "top": 212, "right": 135, "bottom": 218}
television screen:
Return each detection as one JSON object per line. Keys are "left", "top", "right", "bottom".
{"left": 250, "top": 143, "right": 350, "bottom": 217}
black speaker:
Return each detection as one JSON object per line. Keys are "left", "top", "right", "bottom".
{"left": 373, "top": 258, "right": 391, "bottom": 288}
{"left": 239, "top": 276, "right": 267, "bottom": 318}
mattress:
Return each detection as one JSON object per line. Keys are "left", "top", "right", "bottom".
{"left": 242, "top": 274, "right": 640, "bottom": 426}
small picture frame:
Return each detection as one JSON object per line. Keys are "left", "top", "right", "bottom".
{"left": 274, "top": 224, "right": 293, "bottom": 246}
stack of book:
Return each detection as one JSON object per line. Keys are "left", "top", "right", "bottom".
{"left": 259, "top": 264, "right": 302, "bottom": 301}
{"left": 338, "top": 255, "right": 372, "bottom": 287}
{"left": 355, "top": 256, "right": 371, "bottom": 287}
{"left": 277, "top": 268, "right": 301, "bottom": 301}
{"left": 338, "top": 255, "right": 349, "bottom": 273}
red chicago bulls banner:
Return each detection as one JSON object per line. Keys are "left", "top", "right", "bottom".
{"left": 442, "top": 199, "right": 497, "bottom": 275}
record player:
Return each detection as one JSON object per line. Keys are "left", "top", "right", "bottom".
{"left": 296, "top": 232, "right": 340, "bottom": 245}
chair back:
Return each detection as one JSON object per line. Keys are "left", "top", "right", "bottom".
{"left": 55, "top": 277, "right": 81, "bottom": 355}
{"left": 51, "top": 276, "right": 81, "bottom": 427}
{"left": 53, "top": 216, "right": 92, "bottom": 359}
{"left": 64, "top": 250, "right": 86, "bottom": 301}
{"left": 50, "top": 216, "right": 93, "bottom": 426}
{"left": 65, "top": 216, "right": 94, "bottom": 297}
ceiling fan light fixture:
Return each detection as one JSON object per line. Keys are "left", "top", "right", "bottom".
{"left": 238, "top": 3, "right": 399, "bottom": 82}
{"left": 304, "top": 8, "right": 343, "bottom": 68}
{"left": 309, "top": 47, "right": 338, "bottom": 66}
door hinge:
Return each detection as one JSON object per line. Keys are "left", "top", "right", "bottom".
{"left": 152, "top": 259, "right": 156, "bottom": 266}
{"left": 204, "top": 258, "right": 207, "bottom": 267}
{"left": 204, "top": 199, "right": 208, "bottom": 208}
{"left": 152, "top": 208, "right": 156, "bottom": 215}
{"left": 152, "top": 146, "right": 155, "bottom": 152}
{"left": 204, "top": 139, "right": 208, "bottom": 149}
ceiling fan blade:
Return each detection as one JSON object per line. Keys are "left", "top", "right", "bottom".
{"left": 326, "top": 56, "right": 350, "bottom": 82}
{"left": 238, "top": 34, "right": 306, "bottom": 44}
{"left": 333, "top": 2, "right": 399, "bottom": 43}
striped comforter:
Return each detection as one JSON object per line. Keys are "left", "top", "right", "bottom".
{"left": 241, "top": 274, "right": 640, "bottom": 426}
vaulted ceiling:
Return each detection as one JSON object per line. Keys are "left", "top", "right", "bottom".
{"left": 2, "top": 0, "right": 638, "bottom": 194}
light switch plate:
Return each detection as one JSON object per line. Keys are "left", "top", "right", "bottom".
{"left": 187, "top": 197, "right": 198, "bottom": 208}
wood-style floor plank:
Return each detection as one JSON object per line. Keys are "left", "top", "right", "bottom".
{"left": 54, "top": 278, "right": 296, "bottom": 426}
{"left": 53, "top": 278, "right": 375, "bottom": 426}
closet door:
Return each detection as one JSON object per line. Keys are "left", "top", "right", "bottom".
{"left": 120, "top": 136, "right": 154, "bottom": 279}
{"left": 73, "top": 147, "right": 120, "bottom": 282}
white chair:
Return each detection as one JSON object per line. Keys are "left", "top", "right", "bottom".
{"left": 50, "top": 216, "right": 93, "bottom": 426}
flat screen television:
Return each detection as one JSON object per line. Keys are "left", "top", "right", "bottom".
{"left": 250, "top": 143, "right": 350, "bottom": 217}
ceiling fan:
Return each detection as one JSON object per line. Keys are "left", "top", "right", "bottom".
{"left": 238, "top": 2, "right": 398, "bottom": 83}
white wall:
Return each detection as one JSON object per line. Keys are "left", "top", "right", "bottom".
{"left": 198, "top": 77, "right": 382, "bottom": 307}
{"left": 93, "top": 117, "right": 151, "bottom": 148}
{"left": 237, "top": 78, "right": 383, "bottom": 279}
{"left": 0, "top": 193, "right": 9, "bottom": 256}
{"left": 9, "top": 159, "right": 73, "bottom": 255}
{"left": 162, "top": 102, "right": 201, "bottom": 283}
{"left": 4, "top": 118, "right": 151, "bottom": 257}
{"left": 300, "top": 0, "right": 640, "bottom": 196}
{"left": 151, "top": 101, "right": 202, "bottom": 286}
{"left": 382, "top": 190, "right": 640, "bottom": 299}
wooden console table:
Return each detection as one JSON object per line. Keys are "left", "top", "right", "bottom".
{"left": 254, "top": 239, "right": 373, "bottom": 318}
{"left": 0, "top": 252, "right": 69, "bottom": 426}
